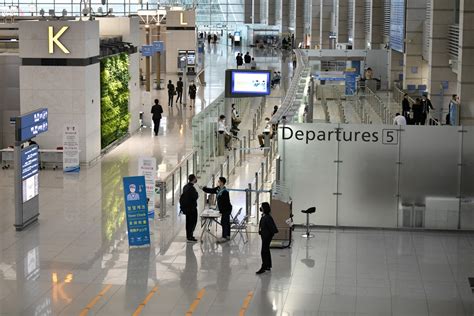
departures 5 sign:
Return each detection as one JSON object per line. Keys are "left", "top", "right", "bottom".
{"left": 280, "top": 126, "right": 399, "bottom": 145}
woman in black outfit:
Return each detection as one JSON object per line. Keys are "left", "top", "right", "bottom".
{"left": 256, "top": 202, "right": 278, "bottom": 274}
{"left": 167, "top": 80, "right": 175, "bottom": 107}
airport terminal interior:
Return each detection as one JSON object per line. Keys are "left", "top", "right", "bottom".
{"left": 0, "top": 0, "right": 473, "bottom": 315}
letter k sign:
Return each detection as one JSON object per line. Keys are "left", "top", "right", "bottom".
{"left": 48, "top": 26, "right": 70, "bottom": 54}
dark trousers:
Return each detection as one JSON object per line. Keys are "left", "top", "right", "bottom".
{"left": 153, "top": 118, "right": 161, "bottom": 136}
{"left": 186, "top": 208, "right": 198, "bottom": 239}
{"left": 168, "top": 93, "right": 174, "bottom": 107}
{"left": 221, "top": 212, "right": 231, "bottom": 238}
{"left": 176, "top": 91, "right": 183, "bottom": 104}
{"left": 260, "top": 236, "right": 272, "bottom": 269}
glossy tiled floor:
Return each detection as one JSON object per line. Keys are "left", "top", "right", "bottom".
{"left": 1, "top": 44, "right": 473, "bottom": 315}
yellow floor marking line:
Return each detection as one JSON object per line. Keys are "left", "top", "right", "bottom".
{"left": 79, "top": 284, "right": 113, "bottom": 316}
{"left": 185, "top": 288, "right": 206, "bottom": 315}
{"left": 132, "top": 286, "right": 159, "bottom": 316}
{"left": 238, "top": 291, "right": 254, "bottom": 316}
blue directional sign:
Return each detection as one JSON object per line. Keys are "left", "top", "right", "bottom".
{"left": 152, "top": 41, "right": 164, "bottom": 53}
{"left": 390, "top": 0, "right": 406, "bottom": 53}
{"left": 141, "top": 45, "right": 154, "bottom": 57}
{"left": 16, "top": 108, "right": 48, "bottom": 142}
{"left": 123, "top": 176, "right": 151, "bottom": 247}
{"left": 21, "top": 145, "right": 39, "bottom": 180}
{"left": 345, "top": 70, "right": 358, "bottom": 96}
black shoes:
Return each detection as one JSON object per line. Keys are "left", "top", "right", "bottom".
{"left": 187, "top": 237, "right": 198, "bottom": 243}
{"left": 256, "top": 268, "right": 266, "bottom": 275}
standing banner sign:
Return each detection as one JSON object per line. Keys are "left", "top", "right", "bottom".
{"left": 345, "top": 69, "right": 358, "bottom": 96}
{"left": 138, "top": 157, "right": 156, "bottom": 218}
{"left": 63, "top": 124, "right": 80, "bottom": 173}
{"left": 123, "top": 176, "right": 151, "bottom": 247}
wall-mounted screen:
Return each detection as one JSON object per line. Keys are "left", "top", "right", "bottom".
{"left": 225, "top": 69, "right": 271, "bottom": 98}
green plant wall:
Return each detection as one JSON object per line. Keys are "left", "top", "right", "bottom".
{"left": 100, "top": 53, "right": 131, "bottom": 149}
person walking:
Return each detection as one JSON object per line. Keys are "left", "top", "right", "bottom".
{"left": 176, "top": 77, "right": 184, "bottom": 105}
{"left": 180, "top": 174, "right": 199, "bottom": 242}
{"left": 256, "top": 202, "right": 278, "bottom": 274}
{"left": 292, "top": 52, "right": 297, "bottom": 69}
{"left": 412, "top": 98, "right": 423, "bottom": 125}
{"left": 167, "top": 80, "right": 175, "bottom": 107}
{"left": 189, "top": 81, "right": 197, "bottom": 108}
{"left": 402, "top": 93, "right": 411, "bottom": 122}
{"left": 151, "top": 99, "right": 163, "bottom": 136}
{"left": 202, "top": 177, "right": 232, "bottom": 243}
{"left": 236, "top": 53, "right": 243, "bottom": 68}
{"left": 272, "top": 105, "right": 279, "bottom": 117}
{"left": 207, "top": 33, "right": 212, "bottom": 45}
{"left": 244, "top": 52, "right": 251, "bottom": 65}
{"left": 421, "top": 94, "right": 434, "bottom": 125}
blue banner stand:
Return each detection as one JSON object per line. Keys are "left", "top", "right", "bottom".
{"left": 123, "top": 176, "right": 151, "bottom": 247}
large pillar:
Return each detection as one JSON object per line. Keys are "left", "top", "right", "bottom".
{"left": 369, "top": 0, "right": 384, "bottom": 49}
{"left": 295, "top": 0, "right": 305, "bottom": 46}
{"left": 427, "top": 0, "right": 457, "bottom": 122}
{"left": 19, "top": 20, "right": 101, "bottom": 163}
{"left": 311, "top": 0, "right": 321, "bottom": 48}
{"left": 403, "top": 0, "right": 427, "bottom": 89}
{"left": 457, "top": 0, "right": 474, "bottom": 125}
{"left": 254, "top": 0, "right": 261, "bottom": 23}
{"left": 268, "top": 0, "right": 276, "bottom": 25}
{"left": 244, "top": 0, "right": 252, "bottom": 24}
{"left": 353, "top": 0, "right": 365, "bottom": 49}
{"left": 282, "top": 0, "right": 291, "bottom": 33}
{"left": 320, "top": 0, "right": 332, "bottom": 48}
{"left": 337, "top": 0, "right": 349, "bottom": 44}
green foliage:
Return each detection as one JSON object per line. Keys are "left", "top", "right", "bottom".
{"left": 100, "top": 53, "right": 131, "bottom": 149}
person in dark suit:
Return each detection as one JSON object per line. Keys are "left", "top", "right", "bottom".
{"left": 202, "top": 177, "right": 232, "bottom": 243}
{"left": 412, "top": 97, "right": 423, "bottom": 125}
{"left": 151, "top": 99, "right": 163, "bottom": 136}
{"left": 167, "top": 80, "right": 175, "bottom": 107}
{"left": 421, "top": 95, "right": 434, "bottom": 125}
{"left": 188, "top": 82, "right": 197, "bottom": 108}
{"left": 402, "top": 93, "right": 411, "bottom": 122}
{"left": 256, "top": 202, "right": 278, "bottom": 274}
{"left": 180, "top": 174, "right": 199, "bottom": 242}
{"left": 176, "top": 77, "right": 184, "bottom": 105}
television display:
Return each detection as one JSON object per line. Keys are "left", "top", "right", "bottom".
{"left": 225, "top": 69, "right": 271, "bottom": 98}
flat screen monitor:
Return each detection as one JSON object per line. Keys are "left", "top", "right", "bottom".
{"left": 225, "top": 69, "right": 271, "bottom": 98}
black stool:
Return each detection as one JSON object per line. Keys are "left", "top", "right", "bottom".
{"left": 301, "top": 207, "right": 316, "bottom": 238}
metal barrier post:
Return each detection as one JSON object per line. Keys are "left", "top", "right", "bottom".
{"left": 172, "top": 173, "right": 175, "bottom": 205}
{"left": 239, "top": 139, "right": 243, "bottom": 166}
{"left": 261, "top": 162, "right": 265, "bottom": 186}
{"left": 265, "top": 154, "right": 269, "bottom": 181}
{"left": 193, "top": 151, "right": 197, "bottom": 175}
{"left": 252, "top": 117, "right": 256, "bottom": 138}
{"left": 245, "top": 188, "right": 250, "bottom": 217}
{"left": 159, "top": 181, "right": 166, "bottom": 218}
{"left": 247, "top": 130, "right": 251, "bottom": 150}
{"left": 186, "top": 159, "right": 189, "bottom": 178}
{"left": 212, "top": 174, "right": 215, "bottom": 187}
{"left": 179, "top": 166, "right": 182, "bottom": 196}
{"left": 243, "top": 136, "right": 247, "bottom": 160}
{"left": 276, "top": 157, "right": 281, "bottom": 182}
{"left": 226, "top": 155, "right": 230, "bottom": 179}
{"left": 248, "top": 183, "right": 252, "bottom": 217}
{"left": 233, "top": 148, "right": 237, "bottom": 174}
{"left": 255, "top": 172, "right": 259, "bottom": 203}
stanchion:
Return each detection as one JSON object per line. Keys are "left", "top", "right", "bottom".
{"left": 158, "top": 181, "right": 167, "bottom": 220}
{"left": 233, "top": 148, "right": 237, "bottom": 174}
{"left": 255, "top": 172, "right": 259, "bottom": 204}
{"left": 247, "top": 130, "right": 251, "bottom": 151}
{"left": 212, "top": 174, "right": 215, "bottom": 187}
{"left": 179, "top": 166, "right": 182, "bottom": 196}
{"left": 276, "top": 157, "right": 281, "bottom": 182}
{"left": 226, "top": 155, "right": 230, "bottom": 179}
{"left": 245, "top": 188, "right": 250, "bottom": 217}
{"left": 239, "top": 140, "right": 243, "bottom": 166}
{"left": 186, "top": 159, "right": 189, "bottom": 178}
{"left": 243, "top": 136, "right": 247, "bottom": 160}
{"left": 172, "top": 173, "right": 175, "bottom": 205}
{"left": 252, "top": 117, "right": 256, "bottom": 138}
{"left": 261, "top": 162, "right": 265, "bottom": 185}
{"left": 220, "top": 163, "right": 223, "bottom": 179}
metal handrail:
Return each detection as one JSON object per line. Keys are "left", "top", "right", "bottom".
{"left": 271, "top": 49, "right": 308, "bottom": 124}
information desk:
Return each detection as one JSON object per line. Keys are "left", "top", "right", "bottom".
{"left": 1, "top": 148, "right": 63, "bottom": 169}
{"left": 200, "top": 210, "right": 221, "bottom": 242}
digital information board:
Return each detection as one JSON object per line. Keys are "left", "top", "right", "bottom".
{"left": 225, "top": 69, "right": 271, "bottom": 98}
{"left": 21, "top": 145, "right": 39, "bottom": 203}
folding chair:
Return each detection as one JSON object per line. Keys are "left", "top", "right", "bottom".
{"left": 230, "top": 208, "right": 242, "bottom": 226}
{"left": 231, "top": 215, "right": 250, "bottom": 243}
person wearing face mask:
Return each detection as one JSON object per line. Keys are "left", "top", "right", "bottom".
{"left": 202, "top": 177, "right": 232, "bottom": 243}
{"left": 258, "top": 117, "right": 273, "bottom": 148}
{"left": 180, "top": 174, "right": 199, "bottom": 242}
{"left": 256, "top": 202, "right": 278, "bottom": 274}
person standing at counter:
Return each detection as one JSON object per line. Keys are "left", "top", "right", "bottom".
{"left": 256, "top": 202, "right": 278, "bottom": 274}
{"left": 202, "top": 177, "right": 232, "bottom": 243}
{"left": 180, "top": 174, "right": 199, "bottom": 242}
